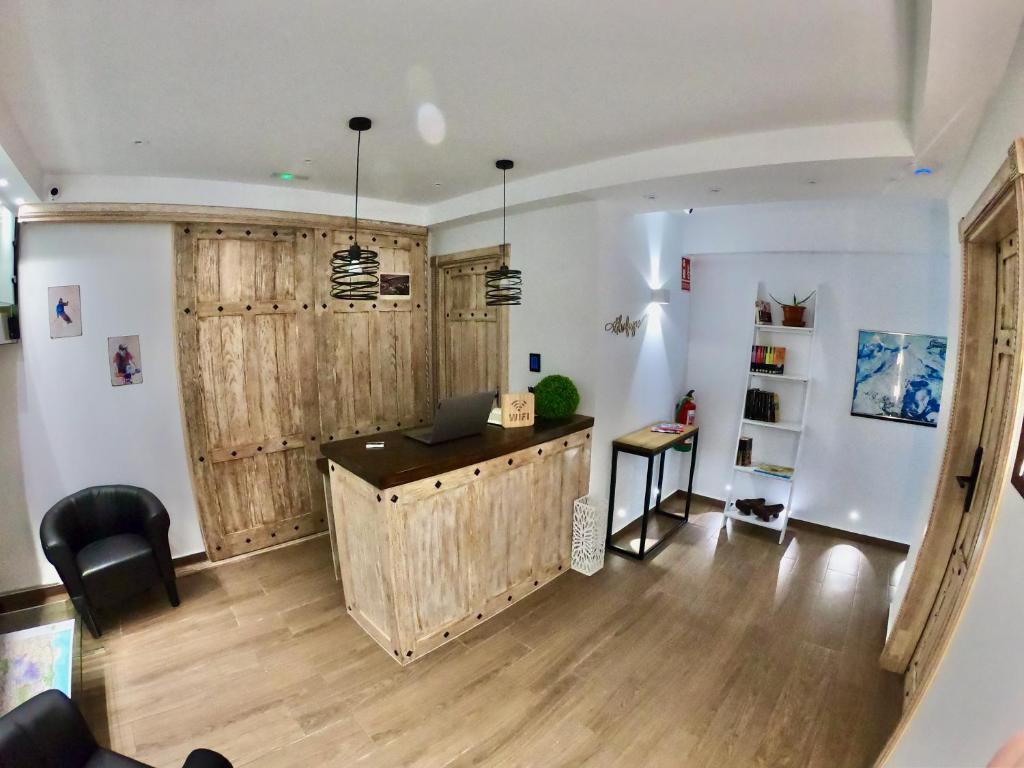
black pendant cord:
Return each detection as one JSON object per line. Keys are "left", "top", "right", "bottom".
{"left": 501, "top": 166, "right": 506, "bottom": 266}
{"left": 331, "top": 117, "right": 379, "bottom": 301}
{"left": 486, "top": 159, "right": 522, "bottom": 306}
{"left": 353, "top": 129, "right": 361, "bottom": 245}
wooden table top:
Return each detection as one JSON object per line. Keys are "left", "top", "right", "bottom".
{"left": 320, "top": 414, "right": 595, "bottom": 489}
{"left": 612, "top": 424, "right": 698, "bottom": 456}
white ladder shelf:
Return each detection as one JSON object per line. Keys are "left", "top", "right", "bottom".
{"left": 722, "top": 286, "right": 818, "bottom": 543}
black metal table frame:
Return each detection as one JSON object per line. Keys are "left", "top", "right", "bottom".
{"left": 605, "top": 429, "right": 699, "bottom": 560}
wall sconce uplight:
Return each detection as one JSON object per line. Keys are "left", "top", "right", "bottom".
{"left": 650, "top": 289, "right": 670, "bottom": 305}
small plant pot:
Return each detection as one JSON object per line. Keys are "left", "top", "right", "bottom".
{"left": 781, "top": 305, "right": 806, "bottom": 327}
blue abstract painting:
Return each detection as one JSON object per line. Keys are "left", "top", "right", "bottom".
{"left": 851, "top": 330, "right": 947, "bottom": 427}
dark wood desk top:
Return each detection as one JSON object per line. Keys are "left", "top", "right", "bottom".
{"left": 320, "top": 414, "right": 595, "bottom": 489}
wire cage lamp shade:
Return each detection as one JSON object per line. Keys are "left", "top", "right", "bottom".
{"left": 485, "top": 159, "right": 522, "bottom": 307}
{"left": 331, "top": 116, "right": 379, "bottom": 301}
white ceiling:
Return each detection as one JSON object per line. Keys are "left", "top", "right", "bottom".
{"left": 588, "top": 157, "right": 941, "bottom": 213}
{"left": 0, "top": 0, "right": 911, "bottom": 205}
{"left": 0, "top": 1, "right": 1020, "bottom": 222}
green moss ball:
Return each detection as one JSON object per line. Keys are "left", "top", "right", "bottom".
{"left": 533, "top": 375, "right": 580, "bottom": 419}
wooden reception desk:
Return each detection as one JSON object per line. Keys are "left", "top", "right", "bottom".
{"left": 321, "top": 415, "right": 593, "bottom": 665}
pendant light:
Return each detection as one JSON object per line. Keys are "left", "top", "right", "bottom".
{"left": 485, "top": 159, "right": 522, "bottom": 306}
{"left": 331, "top": 117, "right": 379, "bottom": 301}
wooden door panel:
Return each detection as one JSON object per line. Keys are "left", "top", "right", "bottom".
{"left": 436, "top": 253, "right": 505, "bottom": 401}
{"left": 371, "top": 311, "right": 398, "bottom": 425}
{"left": 264, "top": 448, "right": 313, "bottom": 522}
{"left": 213, "top": 458, "right": 258, "bottom": 535}
{"left": 177, "top": 224, "right": 325, "bottom": 560}
{"left": 530, "top": 446, "right": 581, "bottom": 573}
{"left": 315, "top": 228, "right": 431, "bottom": 443}
{"left": 472, "top": 467, "right": 534, "bottom": 600}
{"left": 1000, "top": 232, "right": 1018, "bottom": 330}
{"left": 405, "top": 488, "right": 471, "bottom": 635}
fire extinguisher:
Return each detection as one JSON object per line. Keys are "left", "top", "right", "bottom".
{"left": 675, "top": 390, "right": 696, "bottom": 452}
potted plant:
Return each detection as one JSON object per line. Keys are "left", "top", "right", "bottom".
{"left": 769, "top": 291, "right": 816, "bottom": 327}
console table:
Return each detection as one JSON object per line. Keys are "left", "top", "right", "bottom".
{"left": 606, "top": 424, "right": 699, "bottom": 560}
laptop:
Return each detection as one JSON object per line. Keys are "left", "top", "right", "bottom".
{"left": 404, "top": 390, "right": 497, "bottom": 445}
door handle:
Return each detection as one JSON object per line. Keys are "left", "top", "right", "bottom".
{"left": 956, "top": 446, "right": 984, "bottom": 514}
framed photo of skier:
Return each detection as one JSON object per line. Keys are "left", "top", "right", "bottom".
{"left": 108, "top": 335, "right": 143, "bottom": 386}
{"left": 48, "top": 285, "right": 83, "bottom": 338}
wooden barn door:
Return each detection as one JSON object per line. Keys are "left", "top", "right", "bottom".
{"left": 314, "top": 228, "right": 432, "bottom": 443}
{"left": 175, "top": 224, "right": 326, "bottom": 560}
{"left": 432, "top": 246, "right": 509, "bottom": 402}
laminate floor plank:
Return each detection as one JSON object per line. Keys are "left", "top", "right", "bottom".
{"left": 69, "top": 498, "right": 903, "bottom": 767}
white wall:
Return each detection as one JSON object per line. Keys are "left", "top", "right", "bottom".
{"left": 1, "top": 199, "right": 692, "bottom": 593}
{"left": 683, "top": 200, "right": 949, "bottom": 544}
{"left": 883, "top": 25, "right": 1024, "bottom": 768}
{"left": 0, "top": 223, "right": 204, "bottom": 593}
{"left": 0, "top": 203, "right": 14, "bottom": 306}
{"left": 431, "top": 201, "right": 693, "bottom": 534}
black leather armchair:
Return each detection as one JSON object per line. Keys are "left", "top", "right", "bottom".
{"left": 40, "top": 485, "right": 180, "bottom": 638}
{"left": 0, "top": 690, "right": 232, "bottom": 767}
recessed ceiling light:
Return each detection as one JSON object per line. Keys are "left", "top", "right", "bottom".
{"left": 914, "top": 167, "right": 933, "bottom": 176}
{"left": 708, "top": 187, "right": 721, "bottom": 194}
{"left": 132, "top": 139, "right": 148, "bottom": 145}
{"left": 13, "top": 197, "right": 25, "bottom": 205}
{"left": 806, "top": 179, "right": 817, "bottom": 185}
{"left": 433, "top": 182, "right": 442, "bottom": 188}
{"left": 644, "top": 193, "right": 657, "bottom": 200}
{"left": 303, "top": 158, "right": 312, "bottom": 164}
{"left": 0, "top": 178, "right": 8, "bottom": 188}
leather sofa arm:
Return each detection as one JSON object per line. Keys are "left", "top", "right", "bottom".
{"left": 0, "top": 690, "right": 98, "bottom": 766}
{"left": 40, "top": 498, "right": 82, "bottom": 554}
{"left": 38, "top": 537, "right": 87, "bottom": 601}
{"left": 133, "top": 487, "right": 174, "bottom": 575}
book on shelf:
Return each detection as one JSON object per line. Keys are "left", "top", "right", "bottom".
{"left": 754, "top": 299, "right": 772, "bottom": 325}
{"left": 650, "top": 423, "right": 689, "bottom": 434}
{"left": 736, "top": 436, "right": 752, "bottom": 466}
{"left": 744, "top": 388, "right": 780, "bottom": 423}
{"left": 750, "top": 345, "right": 786, "bottom": 374}
{"left": 753, "top": 463, "right": 794, "bottom": 480}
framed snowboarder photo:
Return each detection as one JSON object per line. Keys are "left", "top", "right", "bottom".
{"left": 48, "top": 285, "right": 83, "bottom": 338}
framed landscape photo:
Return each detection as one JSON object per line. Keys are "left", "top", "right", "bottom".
{"left": 851, "top": 329, "right": 947, "bottom": 427}
{"left": 379, "top": 272, "right": 411, "bottom": 299}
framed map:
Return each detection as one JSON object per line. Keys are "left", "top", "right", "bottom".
{"left": 0, "top": 619, "right": 75, "bottom": 716}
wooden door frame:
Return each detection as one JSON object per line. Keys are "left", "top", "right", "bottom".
{"left": 875, "top": 139, "right": 1024, "bottom": 762}
{"left": 430, "top": 244, "right": 511, "bottom": 402}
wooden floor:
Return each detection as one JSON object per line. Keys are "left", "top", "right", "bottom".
{"left": 69, "top": 499, "right": 904, "bottom": 767}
